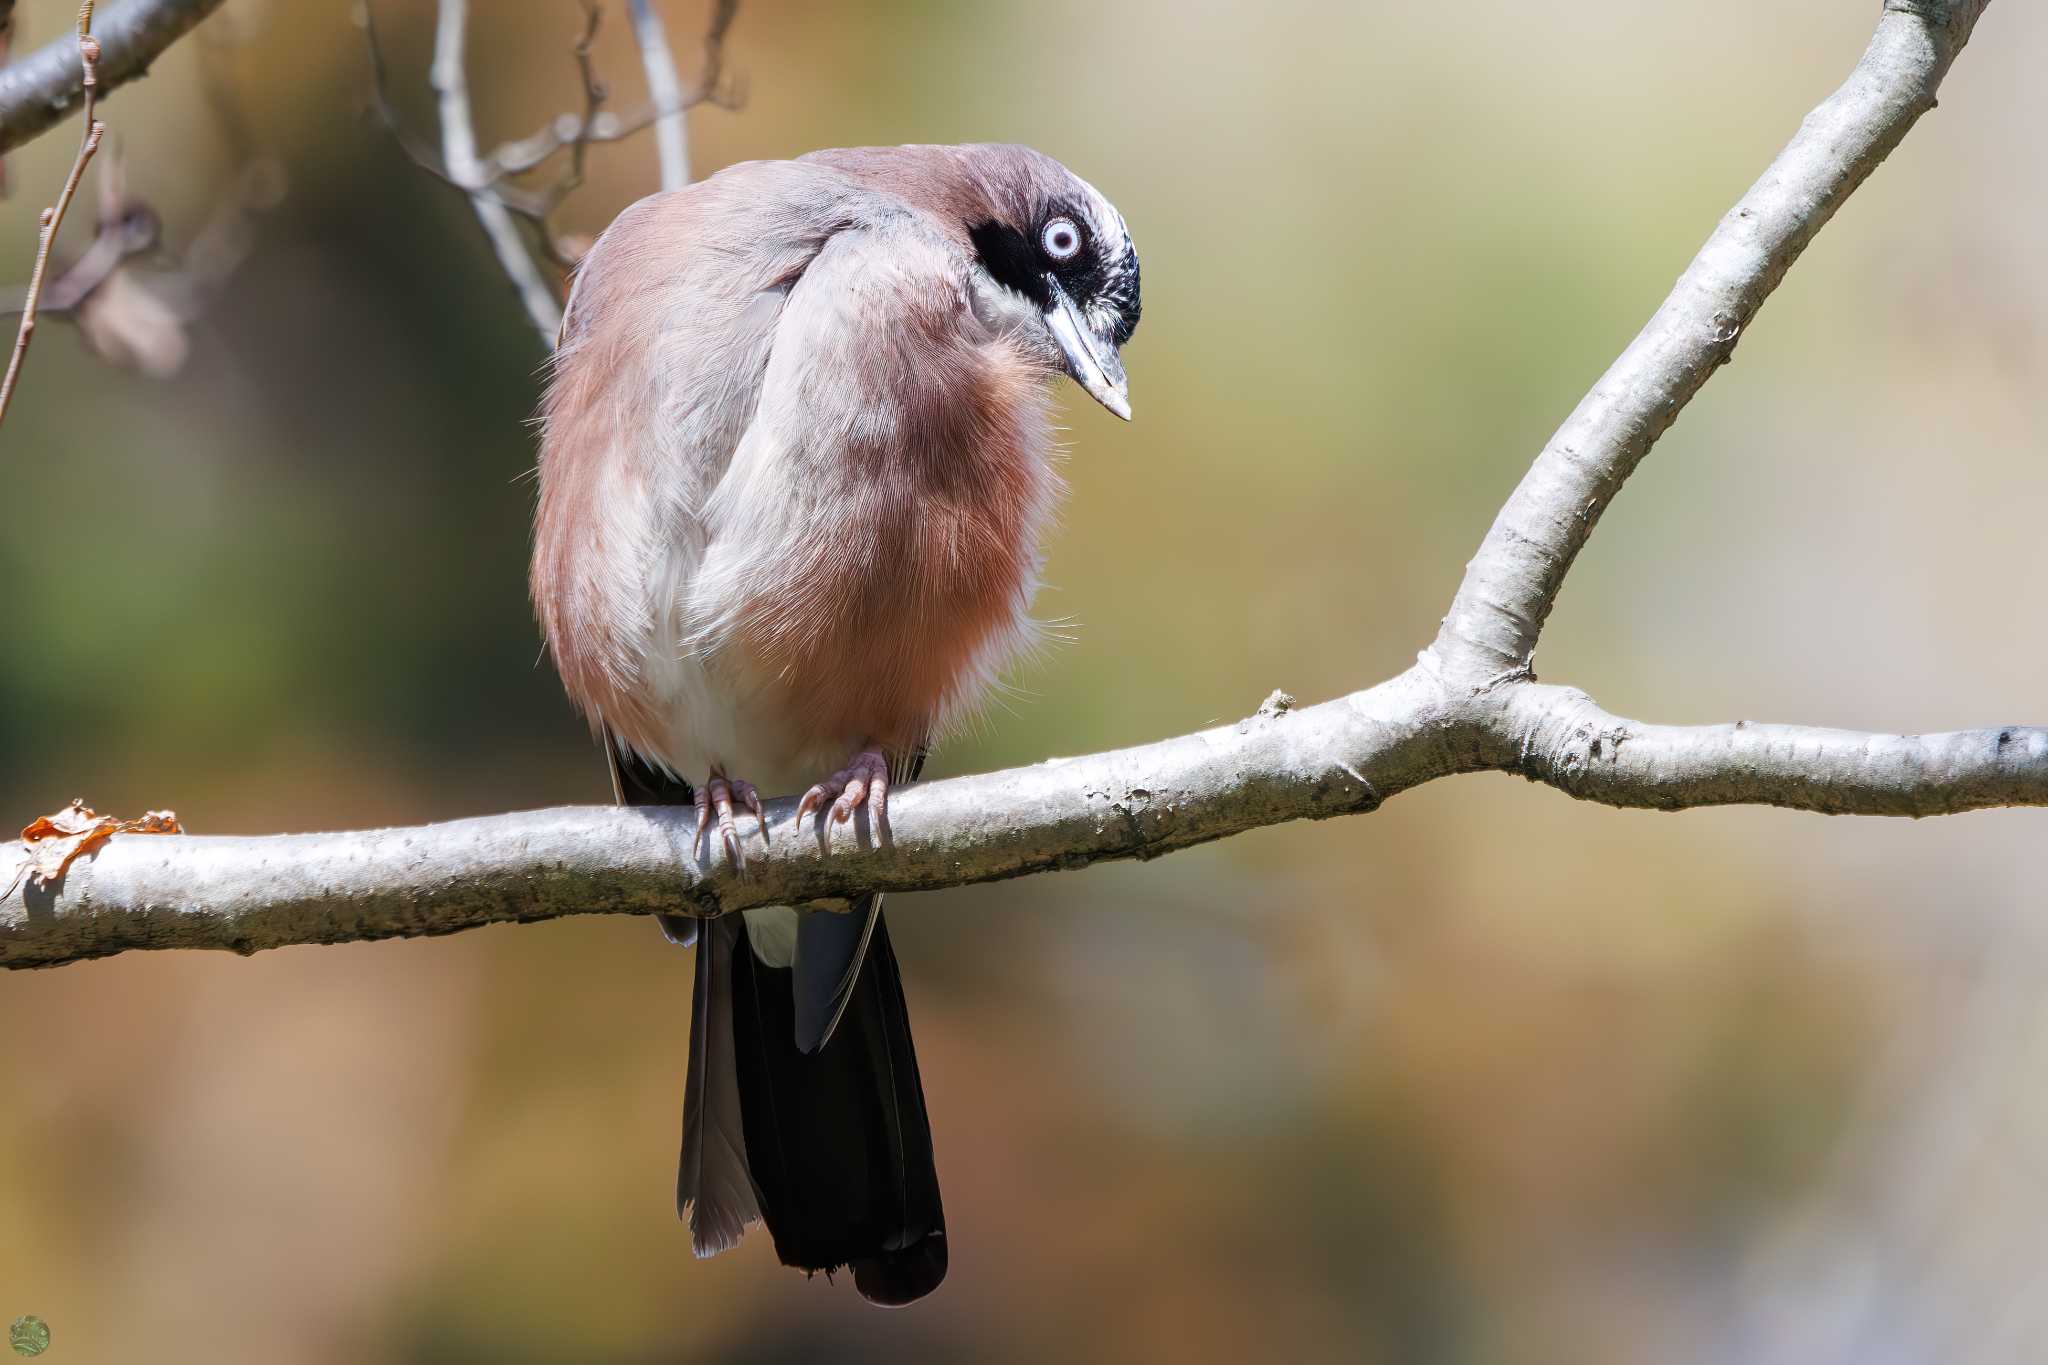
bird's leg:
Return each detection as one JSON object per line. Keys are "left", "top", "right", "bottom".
{"left": 694, "top": 768, "right": 767, "bottom": 871}
{"left": 794, "top": 746, "right": 893, "bottom": 841}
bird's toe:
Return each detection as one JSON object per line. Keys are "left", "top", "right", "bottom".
{"left": 802, "top": 747, "right": 894, "bottom": 845}
{"left": 697, "top": 771, "right": 764, "bottom": 873}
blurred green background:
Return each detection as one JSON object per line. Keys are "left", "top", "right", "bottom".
{"left": 3, "top": 2, "right": 2046, "bottom": 1361}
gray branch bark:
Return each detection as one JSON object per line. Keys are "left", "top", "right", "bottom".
{"left": 0, "top": 0, "right": 226, "bottom": 155}
{"left": 2, "top": 0, "right": 2024, "bottom": 972}
{"left": 1491, "top": 685, "right": 2046, "bottom": 819}
{"left": 0, "top": 675, "right": 1460, "bottom": 968}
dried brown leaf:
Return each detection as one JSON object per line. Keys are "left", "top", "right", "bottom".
{"left": 11, "top": 798, "right": 183, "bottom": 893}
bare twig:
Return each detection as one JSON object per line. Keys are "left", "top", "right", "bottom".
{"left": 0, "top": 0, "right": 226, "bottom": 156}
{"left": 357, "top": 7, "right": 558, "bottom": 224}
{"left": 0, "top": 183, "right": 157, "bottom": 317}
{"left": 485, "top": 0, "right": 736, "bottom": 188}
{"left": 0, "top": 3, "right": 107, "bottom": 428}
{"left": 2, "top": 0, "right": 2019, "bottom": 969}
{"left": 429, "top": 0, "right": 562, "bottom": 343}
{"left": 480, "top": 86, "right": 737, "bottom": 185}
{"left": 630, "top": 0, "right": 745, "bottom": 189}
{"left": 357, "top": 1, "right": 456, "bottom": 182}
{"left": 0, "top": 144, "right": 154, "bottom": 318}
{"left": 530, "top": 0, "right": 608, "bottom": 269}
{"left": 628, "top": 0, "right": 686, "bottom": 189}
{"left": 360, "top": 1, "right": 740, "bottom": 205}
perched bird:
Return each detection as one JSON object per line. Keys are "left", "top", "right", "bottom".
{"left": 531, "top": 144, "right": 1141, "bottom": 1305}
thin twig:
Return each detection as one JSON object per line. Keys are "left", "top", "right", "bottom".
{"left": 531, "top": 0, "right": 608, "bottom": 269}
{"left": 627, "top": 0, "right": 687, "bottom": 189}
{"left": 0, "top": 2, "right": 106, "bottom": 428}
{"left": 363, "top": 0, "right": 738, "bottom": 197}
{"left": 490, "top": 0, "right": 736, "bottom": 186}
{"left": 359, "top": 0, "right": 546, "bottom": 216}
{"left": 429, "top": 0, "right": 562, "bottom": 343}
{"left": 0, "top": 189, "right": 158, "bottom": 318}
{"left": 357, "top": 1, "right": 456, "bottom": 183}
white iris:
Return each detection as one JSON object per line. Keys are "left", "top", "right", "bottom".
{"left": 1041, "top": 218, "right": 1081, "bottom": 261}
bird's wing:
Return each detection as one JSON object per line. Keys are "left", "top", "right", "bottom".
{"left": 534, "top": 165, "right": 869, "bottom": 759}
{"left": 684, "top": 219, "right": 985, "bottom": 664}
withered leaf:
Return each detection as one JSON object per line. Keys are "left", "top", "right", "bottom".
{"left": 8, "top": 798, "right": 183, "bottom": 894}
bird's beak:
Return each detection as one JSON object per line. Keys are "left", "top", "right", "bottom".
{"left": 1044, "top": 277, "right": 1131, "bottom": 421}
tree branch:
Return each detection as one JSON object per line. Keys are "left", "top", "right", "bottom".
{"left": 6, "top": 0, "right": 2026, "bottom": 970}
{"left": 0, "top": 674, "right": 1460, "bottom": 968}
{"left": 0, "top": 0, "right": 224, "bottom": 155}
{"left": 1493, "top": 685, "right": 2048, "bottom": 818}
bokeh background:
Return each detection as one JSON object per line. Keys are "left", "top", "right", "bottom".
{"left": 3, "top": 2, "right": 2046, "bottom": 1361}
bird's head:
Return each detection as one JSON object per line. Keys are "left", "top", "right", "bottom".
{"left": 802, "top": 143, "right": 1142, "bottom": 419}
{"left": 955, "top": 145, "right": 1141, "bottom": 421}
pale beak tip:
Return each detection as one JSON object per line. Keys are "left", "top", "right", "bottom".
{"left": 1044, "top": 280, "right": 1133, "bottom": 424}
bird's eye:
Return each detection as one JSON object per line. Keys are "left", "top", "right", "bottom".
{"left": 1040, "top": 217, "right": 1082, "bottom": 262}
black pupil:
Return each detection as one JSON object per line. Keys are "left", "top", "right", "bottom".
{"left": 1050, "top": 226, "right": 1074, "bottom": 254}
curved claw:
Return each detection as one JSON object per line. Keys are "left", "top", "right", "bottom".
{"left": 800, "top": 748, "right": 893, "bottom": 843}
{"left": 737, "top": 781, "right": 767, "bottom": 840}
{"left": 867, "top": 765, "right": 890, "bottom": 838}
{"left": 695, "top": 772, "right": 761, "bottom": 874}
{"left": 829, "top": 773, "right": 867, "bottom": 824}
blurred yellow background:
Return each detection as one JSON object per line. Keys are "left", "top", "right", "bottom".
{"left": 3, "top": 2, "right": 2046, "bottom": 1361}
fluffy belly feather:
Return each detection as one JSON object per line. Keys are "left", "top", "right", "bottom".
{"left": 641, "top": 492, "right": 1044, "bottom": 790}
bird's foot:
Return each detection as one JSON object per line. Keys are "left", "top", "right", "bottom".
{"left": 794, "top": 747, "right": 892, "bottom": 844}
{"left": 695, "top": 770, "right": 767, "bottom": 871}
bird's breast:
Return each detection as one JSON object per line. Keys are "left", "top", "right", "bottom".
{"left": 706, "top": 344, "right": 1058, "bottom": 760}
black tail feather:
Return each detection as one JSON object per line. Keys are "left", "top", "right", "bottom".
{"left": 612, "top": 736, "right": 946, "bottom": 1304}
{"left": 730, "top": 902, "right": 948, "bottom": 1305}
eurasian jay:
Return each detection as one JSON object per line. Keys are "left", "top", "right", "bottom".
{"left": 531, "top": 143, "right": 1141, "bottom": 1305}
